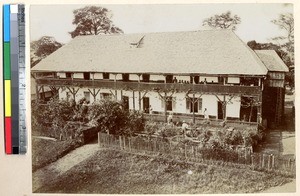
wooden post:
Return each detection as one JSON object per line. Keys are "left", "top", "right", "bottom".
{"left": 119, "top": 136, "right": 122, "bottom": 149}
{"left": 35, "top": 83, "right": 39, "bottom": 103}
{"left": 262, "top": 154, "right": 265, "bottom": 168}
{"left": 244, "top": 148, "right": 247, "bottom": 164}
{"left": 272, "top": 154, "right": 275, "bottom": 169}
{"left": 98, "top": 132, "right": 101, "bottom": 147}
{"left": 192, "top": 93, "right": 195, "bottom": 124}
{"left": 123, "top": 136, "right": 126, "bottom": 150}
{"left": 184, "top": 144, "right": 187, "bottom": 159}
{"left": 129, "top": 137, "right": 131, "bottom": 152}
{"left": 132, "top": 91, "right": 135, "bottom": 110}
{"left": 195, "top": 146, "right": 197, "bottom": 161}
{"left": 138, "top": 91, "right": 141, "bottom": 111}
{"left": 164, "top": 92, "right": 167, "bottom": 123}
{"left": 251, "top": 155, "right": 254, "bottom": 168}
{"left": 268, "top": 155, "right": 271, "bottom": 171}
{"left": 114, "top": 74, "right": 117, "bottom": 100}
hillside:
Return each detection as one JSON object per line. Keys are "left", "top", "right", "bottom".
{"left": 35, "top": 149, "right": 292, "bottom": 194}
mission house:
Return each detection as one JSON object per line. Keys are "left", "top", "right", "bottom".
{"left": 31, "top": 30, "right": 288, "bottom": 128}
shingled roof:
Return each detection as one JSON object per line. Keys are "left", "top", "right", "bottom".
{"left": 32, "top": 30, "right": 268, "bottom": 75}
{"left": 255, "top": 50, "right": 289, "bottom": 72}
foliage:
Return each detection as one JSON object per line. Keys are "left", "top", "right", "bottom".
{"left": 247, "top": 40, "right": 294, "bottom": 87}
{"left": 202, "top": 11, "right": 241, "bottom": 30}
{"left": 70, "top": 6, "right": 123, "bottom": 38}
{"left": 88, "top": 99, "right": 144, "bottom": 136}
{"left": 30, "top": 36, "right": 63, "bottom": 67}
{"left": 160, "top": 125, "right": 180, "bottom": 138}
{"left": 271, "top": 13, "right": 294, "bottom": 47}
{"left": 144, "top": 121, "right": 161, "bottom": 135}
{"left": 124, "top": 110, "right": 144, "bottom": 136}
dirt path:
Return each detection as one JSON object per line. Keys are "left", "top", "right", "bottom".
{"left": 32, "top": 143, "right": 99, "bottom": 192}
{"left": 261, "top": 179, "right": 296, "bottom": 193}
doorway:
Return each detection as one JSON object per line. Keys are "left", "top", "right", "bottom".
{"left": 218, "top": 101, "right": 225, "bottom": 119}
{"left": 122, "top": 96, "right": 129, "bottom": 110}
{"left": 143, "top": 97, "right": 150, "bottom": 113}
{"left": 190, "top": 98, "right": 198, "bottom": 113}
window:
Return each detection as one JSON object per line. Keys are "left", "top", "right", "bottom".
{"left": 142, "top": 74, "right": 150, "bottom": 82}
{"left": 166, "top": 75, "right": 173, "bottom": 83}
{"left": 186, "top": 98, "right": 202, "bottom": 113}
{"left": 100, "top": 93, "right": 112, "bottom": 100}
{"left": 103, "top": 73, "right": 110, "bottom": 79}
{"left": 122, "top": 74, "right": 129, "bottom": 81}
{"left": 83, "top": 72, "right": 90, "bottom": 80}
{"left": 84, "top": 92, "right": 90, "bottom": 102}
{"left": 166, "top": 97, "right": 173, "bottom": 111}
{"left": 198, "top": 98, "right": 203, "bottom": 111}
{"left": 66, "top": 72, "right": 72, "bottom": 78}
{"left": 66, "top": 92, "right": 70, "bottom": 101}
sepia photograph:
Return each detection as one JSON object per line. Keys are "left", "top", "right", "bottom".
{"left": 30, "top": 3, "right": 295, "bottom": 194}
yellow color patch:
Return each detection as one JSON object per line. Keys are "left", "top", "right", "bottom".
{"left": 4, "top": 80, "right": 11, "bottom": 117}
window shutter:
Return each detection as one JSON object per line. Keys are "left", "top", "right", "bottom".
{"left": 198, "top": 98, "right": 203, "bottom": 111}
{"left": 172, "top": 97, "right": 176, "bottom": 111}
{"left": 186, "top": 98, "right": 190, "bottom": 110}
{"left": 161, "top": 97, "right": 165, "bottom": 110}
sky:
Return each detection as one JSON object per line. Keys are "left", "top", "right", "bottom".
{"left": 30, "top": 3, "right": 293, "bottom": 44}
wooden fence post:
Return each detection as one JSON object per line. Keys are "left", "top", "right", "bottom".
{"left": 98, "top": 132, "right": 101, "bottom": 147}
{"left": 119, "top": 135, "right": 122, "bottom": 150}
{"left": 251, "top": 155, "right": 254, "bottom": 169}
{"left": 195, "top": 146, "right": 198, "bottom": 162}
{"left": 262, "top": 154, "right": 265, "bottom": 169}
{"left": 128, "top": 137, "right": 131, "bottom": 152}
{"left": 271, "top": 154, "right": 275, "bottom": 169}
{"left": 184, "top": 144, "right": 187, "bottom": 159}
{"left": 123, "top": 136, "right": 126, "bottom": 150}
{"left": 268, "top": 155, "right": 271, "bottom": 171}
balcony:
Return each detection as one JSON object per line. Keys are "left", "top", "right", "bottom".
{"left": 36, "top": 78, "right": 261, "bottom": 95}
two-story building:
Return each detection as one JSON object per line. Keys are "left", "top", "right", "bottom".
{"left": 31, "top": 30, "right": 288, "bottom": 128}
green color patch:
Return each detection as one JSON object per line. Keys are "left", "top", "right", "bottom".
{"left": 4, "top": 42, "right": 11, "bottom": 80}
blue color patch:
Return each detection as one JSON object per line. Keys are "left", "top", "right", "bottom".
{"left": 3, "top": 5, "right": 10, "bottom": 42}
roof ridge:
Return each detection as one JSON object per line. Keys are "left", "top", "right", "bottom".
{"left": 231, "top": 31, "right": 268, "bottom": 74}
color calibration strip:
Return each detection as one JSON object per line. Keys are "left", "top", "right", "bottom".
{"left": 3, "top": 4, "right": 27, "bottom": 154}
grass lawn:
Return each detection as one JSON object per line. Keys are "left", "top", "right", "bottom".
{"left": 32, "top": 138, "right": 81, "bottom": 172}
{"left": 35, "top": 149, "right": 293, "bottom": 194}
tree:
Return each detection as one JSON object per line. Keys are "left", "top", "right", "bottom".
{"left": 30, "top": 36, "right": 63, "bottom": 67}
{"left": 271, "top": 13, "right": 294, "bottom": 64}
{"left": 70, "top": 6, "right": 123, "bottom": 38}
{"left": 247, "top": 40, "right": 294, "bottom": 88}
{"left": 272, "top": 13, "right": 294, "bottom": 44}
{"left": 202, "top": 11, "right": 241, "bottom": 30}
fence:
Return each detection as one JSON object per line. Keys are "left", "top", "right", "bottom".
{"left": 98, "top": 133, "right": 295, "bottom": 176}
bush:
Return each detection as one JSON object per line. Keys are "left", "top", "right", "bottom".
{"left": 144, "top": 121, "right": 161, "bottom": 135}
{"left": 88, "top": 99, "right": 144, "bottom": 136}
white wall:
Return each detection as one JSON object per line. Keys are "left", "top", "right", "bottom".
{"left": 94, "top": 73, "right": 103, "bottom": 79}
{"left": 129, "top": 74, "right": 140, "bottom": 81}
{"left": 57, "top": 72, "right": 65, "bottom": 78}
{"left": 202, "top": 94, "right": 218, "bottom": 117}
{"left": 227, "top": 77, "right": 240, "bottom": 84}
{"left": 175, "top": 76, "right": 190, "bottom": 82}
{"left": 200, "top": 76, "right": 218, "bottom": 83}
{"left": 115, "top": 74, "right": 122, "bottom": 80}
{"left": 226, "top": 96, "right": 241, "bottom": 118}
{"left": 150, "top": 74, "right": 165, "bottom": 82}
{"left": 73, "top": 73, "right": 83, "bottom": 79}
{"left": 58, "top": 87, "right": 241, "bottom": 118}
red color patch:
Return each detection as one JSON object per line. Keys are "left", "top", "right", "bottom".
{"left": 5, "top": 117, "right": 12, "bottom": 154}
